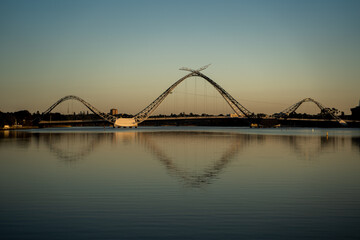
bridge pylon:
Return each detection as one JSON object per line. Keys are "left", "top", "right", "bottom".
{"left": 114, "top": 118, "right": 137, "bottom": 127}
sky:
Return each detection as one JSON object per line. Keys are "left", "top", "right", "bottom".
{"left": 0, "top": 0, "right": 359, "bottom": 115}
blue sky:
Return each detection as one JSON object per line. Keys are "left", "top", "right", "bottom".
{"left": 0, "top": 0, "right": 359, "bottom": 114}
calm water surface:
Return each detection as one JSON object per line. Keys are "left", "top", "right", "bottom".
{"left": 1, "top": 127, "right": 360, "bottom": 240}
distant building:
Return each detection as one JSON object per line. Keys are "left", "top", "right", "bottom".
{"left": 351, "top": 100, "right": 360, "bottom": 120}
{"left": 110, "top": 109, "right": 118, "bottom": 116}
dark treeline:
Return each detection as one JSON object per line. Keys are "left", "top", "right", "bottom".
{"left": 0, "top": 111, "right": 100, "bottom": 127}
{"left": 0, "top": 110, "right": 134, "bottom": 127}
{"left": 0, "top": 110, "right": 34, "bottom": 126}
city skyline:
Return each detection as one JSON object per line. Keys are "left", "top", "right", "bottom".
{"left": 1, "top": 0, "right": 359, "bottom": 114}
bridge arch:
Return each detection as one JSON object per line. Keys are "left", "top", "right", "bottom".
{"left": 41, "top": 95, "right": 117, "bottom": 124}
{"left": 276, "top": 97, "right": 347, "bottom": 126}
{"left": 133, "top": 66, "right": 253, "bottom": 124}
{"left": 41, "top": 67, "right": 254, "bottom": 127}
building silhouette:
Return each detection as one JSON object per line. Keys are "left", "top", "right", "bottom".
{"left": 110, "top": 109, "right": 118, "bottom": 116}
{"left": 351, "top": 100, "right": 360, "bottom": 120}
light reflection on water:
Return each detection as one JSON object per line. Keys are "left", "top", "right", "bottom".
{"left": 0, "top": 127, "right": 360, "bottom": 240}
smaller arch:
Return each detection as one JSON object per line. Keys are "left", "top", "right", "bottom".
{"left": 41, "top": 95, "right": 117, "bottom": 124}
{"left": 275, "top": 98, "right": 347, "bottom": 126}
{"left": 278, "top": 98, "right": 324, "bottom": 116}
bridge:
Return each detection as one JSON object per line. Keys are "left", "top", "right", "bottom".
{"left": 39, "top": 65, "right": 348, "bottom": 127}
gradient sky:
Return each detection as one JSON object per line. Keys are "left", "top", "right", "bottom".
{"left": 0, "top": 0, "right": 359, "bottom": 115}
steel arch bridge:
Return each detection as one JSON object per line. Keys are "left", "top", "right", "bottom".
{"left": 40, "top": 66, "right": 347, "bottom": 127}
{"left": 41, "top": 65, "right": 254, "bottom": 127}
{"left": 275, "top": 97, "right": 347, "bottom": 126}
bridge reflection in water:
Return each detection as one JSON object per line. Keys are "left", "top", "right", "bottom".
{"left": 2, "top": 128, "right": 358, "bottom": 188}
{"left": 1, "top": 128, "right": 360, "bottom": 240}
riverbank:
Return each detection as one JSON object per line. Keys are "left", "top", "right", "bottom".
{"left": 2, "top": 117, "right": 360, "bottom": 129}
{"left": 1, "top": 126, "right": 39, "bottom": 131}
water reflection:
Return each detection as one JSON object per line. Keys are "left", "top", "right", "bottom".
{"left": 287, "top": 136, "right": 342, "bottom": 160}
{"left": 1, "top": 128, "right": 359, "bottom": 188}
{"left": 43, "top": 133, "right": 105, "bottom": 162}
{"left": 352, "top": 137, "right": 360, "bottom": 152}
{"left": 138, "top": 132, "right": 248, "bottom": 187}
{"left": 1, "top": 128, "right": 359, "bottom": 240}
{"left": 0, "top": 130, "right": 32, "bottom": 149}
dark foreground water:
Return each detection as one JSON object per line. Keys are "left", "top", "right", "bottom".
{"left": 1, "top": 127, "right": 360, "bottom": 240}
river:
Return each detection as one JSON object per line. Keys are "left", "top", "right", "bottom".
{"left": 1, "top": 127, "right": 359, "bottom": 239}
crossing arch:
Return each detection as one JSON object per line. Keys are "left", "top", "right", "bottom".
{"left": 133, "top": 65, "right": 254, "bottom": 125}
